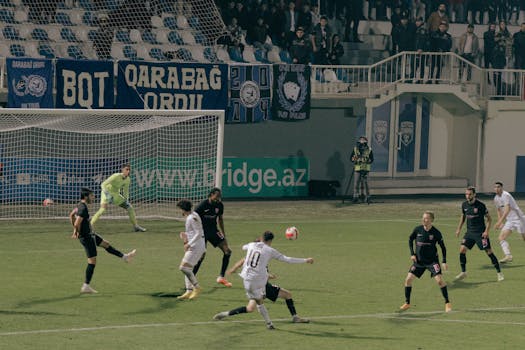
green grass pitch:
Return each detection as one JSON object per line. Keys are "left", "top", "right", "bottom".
{"left": 2, "top": 198, "right": 525, "bottom": 349}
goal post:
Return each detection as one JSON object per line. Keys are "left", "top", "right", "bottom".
{"left": 0, "top": 108, "right": 225, "bottom": 219}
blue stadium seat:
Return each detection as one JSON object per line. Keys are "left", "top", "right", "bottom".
{"left": 149, "top": 47, "right": 165, "bottom": 61}
{"left": 67, "top": 45, "right": 86, "bottom": 59}
{"left": 39, "top": 43, "right": 55, "bottom": 58}
{"left": 163, "top": 16, "right": 177, "bottom": 30}
{"left": 194, "top": 31, "right": 207, "bottom": 45}
{"left": 88, "top": 29, "right": 97, "bottom": 41}
{"left": 32, "top": 28, "right": 50, "bottom": 41}
{"left": 56, "top": 12, "right": 74, "bottom": 26}
{"left": 79, "top": 0, "right": 95, "bottom": 10}
{"left": 279, "top": 49, "right": 292, "bottom": 63}
{"left": 177, "top": 47, "right": 194, "bottom": 61}
{"left": 57, "top": 1, "right": 70, "bottom": 9}
{"left": 203, "top": 47, "right": 218, "bottom": 62}
{"left": 141, "top": 29, "right": 158, "bottom": 44}
{"left": 3, "top": 26, "right": 21, "bottom": 40}
{"left": 188, "top": 16, "right": 199, "bottom": 29}
{"left": 254, "top": 48, "right": 269, "bottom": 63}
{"left": 106, "top": 0, "right": 119, "bottom": 11}
{"left": 0, "top": 0, "right": 14, "bottom": 7}
{"left": 123, "top": 45, "right": 137, "bottom": 60}
{"left": 167, "top": 30, "right": 183, "bottom": 45}
{"left": 228, "top": 47, "right": 245, "bottom": 62}
{"left": 10, "top": 43, "right": 25, "bottom": 57}
{"left": 0, "top": 8, "right": 16, "bottom": 23}
{"left": 82, "top": 11, "right": 94, "bottom": 26}
{"left": 115, "top": 29, "right": 131, "bottom": 43}
{"left": 61, "top": 27, "right": 79, "bottom": 42}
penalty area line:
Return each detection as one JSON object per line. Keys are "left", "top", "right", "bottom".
{"left": 2, "top": 306, "right": 525, "bottom": 336}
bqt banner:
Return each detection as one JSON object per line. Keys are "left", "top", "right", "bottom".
{"left": 7, "top": 58, "right": 53, "bottom": 108}
{"left": 55, "top": 59, "right": 114, "bottom": 109}
{"left": 116, "top": 60, "right": 228, "bottom": 110}
{"left": 227, "top": 65, "right": 271, "bottom": 123}
{"left": 272, "top": 64, "right": 311, "bottom": 121}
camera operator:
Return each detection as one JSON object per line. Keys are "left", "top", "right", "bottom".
{"left": 351, "top": 136, "right": 374, "bottom": 204}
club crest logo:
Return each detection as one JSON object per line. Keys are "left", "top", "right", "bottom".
{"left": 277, "top": 71, "right": 307, "bottom": 112}
{"left": 239, "top": 80, "right": 260, "bottom": 108}
{"left": 12, "top": 75, "right": 47, "bottom": 97}
{"left": 473, "top": 208, "right": 478, "bottom": 214}
{"left": 373, "top": 120, "right": 388, "bottom": 145}
{"left": 429, "top": 235, "right": 434, "bottom": 240}
{"left": 400, "top": 121, "right": 414, "bottom": 146}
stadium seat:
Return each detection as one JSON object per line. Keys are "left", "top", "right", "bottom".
{"left": 24, "top": 41, "right": 42, "bottom": 58}
{"left": 10, "top": 43, "right": 25, "bottom": 56}
{"left": 18, "top": 25, "right": 32, "bottom": 40}
{"left": 156, "top": 29, "right": 169, "bottom": 44}
{"left": 177, "top": 47, "right": 194, "bottom": 61}
{"left": 32, "top": 27, "right": 50, "bottom": 41}
{"left": 180, "top": 30, "right": 196, "bottom": 45}
{"left": 47, "top": 26, "right": 61, "bottom": 41}
{"left": 3, "top": 26, "right": 22, "bottom": 40}
{"left": 163, "top": 16, "right": 177, "bottom": 30}
{"left": 151, "top": 15, "right": 163, "bottom": 29}
{"left": 39, "top": 43, "right": 55, "bottom": 58}
{"left": 203, "top": 46, "right": 218, "bottom": 62}
{"left": 0, "top": 8, "right": 15, "bottom": 23}
{"left": 70, "top": 9, "right": 84, "bottom": 25}
{"left": 0, "top": 43, "right": 10, "bottom": 57}
{"left": 56, "top": 12, "right": 74, "bottom": 26}
{"left": 215, "top": 45, "right": 232, "bottom": 63}
{"left": 74, "top": 26, "right": 89, "bottom": 42}
{"left": 106, "top": 0, "right": 119, "bottom": 11}
{"left": 79, "top": 0, "right": 95, "bottom": 10}
{"left": 87, "top": 29, "right": 97, "bottom": 41}
{"left": 81, "top": 43, "right": 97, "bottom": 59}
{"left": 188, "top": 45, "right": 207, "bottom": 62}
{"left": 135, "top": 44, "right": 149, "bottom": 60}
{"left": 142, "top": 29, "right": 158, "bottom": 44}
{"left": 129, "top": 29, "right": 142, "bottom": 43}
{"left": 279, "top": 49, "right": 292, "bottom": 63}
{"left": 176, "top": 15, "right": 189, "bottom": 29}
{"left": 149, "top": 47, "right": 166, "bottom": 61}
{"left": 115, "top": 29, "right": 132, "bottom": 43}
{"left": 57, "top": 1, "right": 70, "bottom": 9}
{"left": 13, "top": 9, "right": 28, "bottom": 23}
{"left": 267, "top": 47, "right": 282, "bottom": 63}
{"left": 254, "top": 48, "right": 269, "bottom": 63}
{"left": 167, "top": 30, "right": 183, "bottom": 45}
{"left": 194, "top": 30, "right": 207, "bottom": 45}
{"left": 188, "top": 16, "right": 199, "bottom": 29}
{"left": 61, "top": 27, "right": 79, "bottom": 42}
{"left": 0, "top": 0, "right": 13, "bottom": 7}
{"left": 123, "top": 45, "right": 138, "bottom": 60}
{"left": 110, "top": 43, "right": 124, "bottom": 59}
{"left": 82, "top": 11, "right": 94, "bottom": 26}
{"left": 67, "top": 45, "right": 86, "bottom": 59}
{"left": 242, "top": 46, "right": 258, "bottom": 63}
{"left": 228, "top": 46, "right": 245, "bottom": 62}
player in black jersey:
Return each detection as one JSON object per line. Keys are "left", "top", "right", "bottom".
{"left": 400, "top": 211, "right": 451, "bottom": 313}
{"left": 70, "top": 188, "right": 136, "bottom": 294}
{"left": 454, "top": 186, "right": 504, "bottom": 282}
{"left": 194, "top": 188, "right": 233, "bottom": 287}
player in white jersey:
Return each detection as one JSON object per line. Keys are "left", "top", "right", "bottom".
{"left": 176, "top": 199, "right": 206, "bottom": 300}
{"left": 493, "top": 182, "right": 525, "bottom": 263}
{"left": 212, "top": 231, "right": 314, "bottom": 329}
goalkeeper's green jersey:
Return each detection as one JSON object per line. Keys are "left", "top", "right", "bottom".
{"left": 101, "top": 173, "right": 130, "bottom": 198}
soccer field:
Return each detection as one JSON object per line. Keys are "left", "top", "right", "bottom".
{"left": 2, "top": 198, "right": 525, "bottom": 350}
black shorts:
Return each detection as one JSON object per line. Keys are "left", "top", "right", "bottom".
{"left": 462, "top": 235, "right": 491, "bottom": 250}
{"left": 204, "top": 230, "right": 226, "bottom": 248}
{"left": 408, "top": 262, "right": 442, "bottom": 278}
{"left": 265, "top": 282, "right": 280, "bottom": 302}
{"left": 79, "top": 232, "right": 103, "bottom": 258}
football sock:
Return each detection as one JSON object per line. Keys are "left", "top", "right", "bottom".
{"left": 220, "top": 253, "right": 231, "bottom": 277}
{"left": 488, "top": 253, "right": 501, "bottom": 272}
{"left": 127, "top": 207, "right": 137, "bottom": 226}
{"left": 228, "top": 306, "right": 247, "bottom": 316}
{"left": 180, "top": 266, "right": 199, "bottom": 287}
{"left": 285, "top": 298, "right": 297, "bottom": 316}
{"left": 105, "top": 245, "right": 124, "bottom": 258}
{"left": 404, "top": 286, "right": 412, "bottom": 304}
{"left": 90, "top": 207, "right": 105, "bottom": 226}
{"left": 440, "top": 286, "right": 449, "bottom": 303}
{"left": 85, "top": 263, "right": 95, "bottom": 284}
{"left": 257, "top": 304, "right": 272, "bottom": 324}
{"left": 500, "top": 240, "right": 511, "bottom": 256}
{"left": 193, "top": 255, "right": 205, "bottom": 275}
{"left": 460, "top": 253, "right": 467, "bottom": 272}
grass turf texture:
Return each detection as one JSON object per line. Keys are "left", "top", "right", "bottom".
{"left": 2, "top": 198, "right": 525, "bottom": 349}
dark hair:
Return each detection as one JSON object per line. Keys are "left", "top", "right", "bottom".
{"left": 320, "top": 15, "right": 328, "bottom": 21}
{"left": 494, "top": 181, "right": 504, "bottom": 187}
{"left": 122, "top": 163, "right": 131, "bottom": 169}
{"left": 208, "top": 187, "right": 222, "bottom": 197}
{"left": 263, "top": 231, "right": 274, "bottom": 242}
{"left": 177, "top": 199, "right": 192, "bottom": 212}
{"left": 81, "top": 187, "right": 93, "bottom": 199}
{"left": 466, "top": 186, "right": 476, "bottom": 193}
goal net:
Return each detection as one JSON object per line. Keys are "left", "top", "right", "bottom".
{"left": 0, "top": 108, "right": 224, "bottom": 219}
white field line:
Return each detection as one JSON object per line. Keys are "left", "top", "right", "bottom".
{"left": 2, "top": 306, "right": 525, "bottom": 336}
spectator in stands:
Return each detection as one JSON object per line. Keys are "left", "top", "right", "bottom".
{"left": 284, "top": 1, "right": 300, "bottom": 47}
{"left": 429, "top": 21, "right": 452, "bottom": 83}
{"left": 222, "top": 1, "right": 237, "bottom": 27}
{"left": 390, "top": 5, "right": 403, "bottom": 27}
{"left": 290, "top": 27, "right": 312, "bottom": 64}
{"left": 513, "top": 23, "right": 525, "bottom": 69}
{"left": 298, "top": 3, "right": 314, "bottom": 35}
{"left": 493, "top": 20, "right": 512, "bottom": 95}
{"left": 458, "top": 23, "right": 480, "bottom": 81}
{"left": 415, "top": 16, "right": 431, "bottom": 82}
{"left": 226, "top": 17, "right": 245, "bottom": 52}
{"left": 344, "top": 0, "right": 364, "bottom": 43}
{"left": 311, "top": 16, "right": 332, "bottom": 64}
{"left": 375, "top": 0, "right": 389, "bottom": 21}
{"left": 483, "top": 23, "right": 497, "bottom": 74}
{"left": 427, "top": 3, "right": 449, "bottom": 32}
{"left": 412, "top": 0, "right": 426, "bottom": 21}
{"left": 311, "top": 3, "right": 320, "bottom": 26}
{"left": 234, "top": 2, "right": 249, "bottom": 31}
{"left": 328, "top": 34, "right": 345, "bottom": 64}
{"left": 93, "top": 17, "right": 114, "bottom": 60}
{"left": 448, "top": 0, "right": 465, "bottom": 23}
{"left": 391, "top": 14, "right": 416, "bottom": 55}
{"left": 268, "top": 4, "right": 285, "bottom": 47}
{"left": 248, "top": 17, "right": 272, "bottom": 51}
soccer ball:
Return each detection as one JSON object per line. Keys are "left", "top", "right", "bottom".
{"left": 42, "top": 198, "right": 54, "bottom": 207}
{"left": 285, "top": 226, "right": 299, "bottom": 240}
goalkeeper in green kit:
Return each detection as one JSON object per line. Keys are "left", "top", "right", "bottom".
{"left": 91, "top": 163, "right": 146, "bottom": 232}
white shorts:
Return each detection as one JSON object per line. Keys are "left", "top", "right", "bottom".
{"left": 243, "top": 279, "right": 266, "bottom": 300}
{"left": 181, "top": 245, "right": 205, "bottom": 266}
{"left": 502, "top": 218, "right": 525, "bottom": 234}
